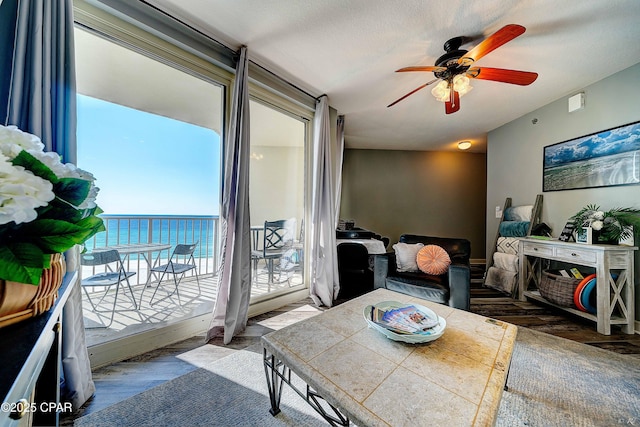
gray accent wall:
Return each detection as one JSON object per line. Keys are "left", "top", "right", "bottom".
{"left": 340, "top": 149, "right": 487, "bottom": 259}
{"left": 487, "top": 63, "right": 640, "bottom": 323}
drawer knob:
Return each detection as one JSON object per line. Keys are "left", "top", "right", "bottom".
{"left": 533, "top": 248, "right": 538, "bottom": 251}
{"left": 571, "top": 253, "right": 577, "bottom": 256}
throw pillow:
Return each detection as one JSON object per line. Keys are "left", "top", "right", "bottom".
{"left": 393, "top": 242, "right": 424, "bottom": 272}
{"left": 417, "top": 245, "right": 451, "bottom": 275}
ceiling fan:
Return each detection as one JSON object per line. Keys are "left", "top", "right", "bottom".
{"left": 388, "top": 24, "right": 538, "bottom": 114}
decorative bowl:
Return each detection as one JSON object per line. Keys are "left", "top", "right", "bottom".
{"left": 363, "top": 300, "right": 446, "bottom": 344}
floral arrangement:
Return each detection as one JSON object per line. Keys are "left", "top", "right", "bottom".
{"left": 0, "top": 125, "right": 105, "bottom": 285}
{"left": 571, "top": 204, "right": 640, "bottom": 243}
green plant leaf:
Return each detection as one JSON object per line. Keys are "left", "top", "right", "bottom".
{"left": 54, "top": 177, "right": 91, "bottom": 207}
{"left": 0, "top": 244, "right": 45, "bottom": 285}
{"left": 20, "top": 219, "right": 98, "bottom": 253}
{"left": 11, "top": 150, "right": 59, "bottom": 183}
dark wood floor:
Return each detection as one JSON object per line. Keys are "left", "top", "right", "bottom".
{"left": 469, "top": 281, "right": 640, "bottom": 357}
{"left": 65, "top": 271, "right": 640, "bottom": 423}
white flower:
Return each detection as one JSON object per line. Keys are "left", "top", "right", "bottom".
{"left": 29, "top": 150, "right": 68, "bottom": 177}
{"left": 592, "top": 211, "right": 605, "bottom": 220}
{"left": 0, "top": 153, "right": 54, "bottom": 226}
{"left": 591, "top": 220, "right": 604, "bottom": 231}
{"left": 0, "top": 125, "right": 45, "bottom": 159}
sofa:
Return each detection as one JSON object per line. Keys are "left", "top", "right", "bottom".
{"left": 373, "top": 234, "right": 471, "bottom": 310}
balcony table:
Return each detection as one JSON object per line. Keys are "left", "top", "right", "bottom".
{"left": 94, "top": 243, "right": 171, "bottom": 276}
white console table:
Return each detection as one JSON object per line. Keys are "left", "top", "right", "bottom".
{"left": 518, "top": 237, "right": 636, "bottom": 335}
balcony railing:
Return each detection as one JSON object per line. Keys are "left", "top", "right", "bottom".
{"left": 80, "top": 214, "right": 305, "bottom": 339}
{"left": 84, "top": 215, "right": 219, "bottom": 286}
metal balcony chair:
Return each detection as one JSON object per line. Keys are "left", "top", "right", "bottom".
{"left": 80, "top": 249, "right": 137, "bottom": 328}
{"left": 251, "top": 219, "right": 296, "bottom": 289}
{"left": 146, "top": 242, "right": 200, "bottom": 306}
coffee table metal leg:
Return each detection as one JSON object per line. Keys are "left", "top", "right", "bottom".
{"left": 263, "top": 347, "right": 349, "bottom": 426}
{"left": 307, "top": 386, "right": 350, "bottom": 426}
{"left": 263, "top": 348, "right": 285, "bottom": 416}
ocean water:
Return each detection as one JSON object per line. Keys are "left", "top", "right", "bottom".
{"left": 85, "top": 215, "right": 219, "bottom": 259}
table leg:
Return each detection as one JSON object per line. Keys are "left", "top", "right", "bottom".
{"left": 262, "top": 347, "right": 350, "bottom": 426}
{"left": 263, "top": 348, "right": 284, "bottom": 416}
{"left": 138, "top": 248, "right": 170, "bottom": 306}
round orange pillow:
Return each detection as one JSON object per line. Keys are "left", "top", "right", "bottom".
{"left": 417, "top": 245, "right": 451, "bottom": 275}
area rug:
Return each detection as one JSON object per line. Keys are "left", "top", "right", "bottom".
{"left": 496, "top": 327, "right": 640, "bottom": 427}
{"left": 74, "top": 328, "right": 640, "bottom": 427}
{"left": 74, "top": 346, "right": 327, "bottom": 427}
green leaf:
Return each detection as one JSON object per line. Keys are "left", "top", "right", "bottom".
{"left": 20, "top": 219, "right": 96, "bottom": 253}
{"left": 11, "top": 150, "right": 59, "bottom": 183}
{"left": 54, "top": 177, "right": 91, "bottom": 207}
{"left": 77, "top": 215, "right": 106, "bottom": 234}
{"left": 0, "top": 244, "right": 45, "bottom": 285}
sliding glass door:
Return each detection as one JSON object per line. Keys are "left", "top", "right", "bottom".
{"left": 74, "top": 25, "right": 225, "bottom": 353}
{"left": 248, "top": 98, "right": 309, "bottom": 301}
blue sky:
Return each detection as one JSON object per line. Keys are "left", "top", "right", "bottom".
{"left": 77, "top": 95, "right": 221, "bottom": 215}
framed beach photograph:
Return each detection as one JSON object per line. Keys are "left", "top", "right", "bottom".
{"left": 542, "top": 120, "right": 640, "bottom": 192}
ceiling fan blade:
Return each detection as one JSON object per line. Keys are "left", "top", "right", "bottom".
{"left": 387, "top": 78, "right": 439, "bottom": 107}
{"left": 458, "top": 24, "right": 526, "bottom": 66}
{"left": 467, "top": 67, "right": 538, "bottom": 85}
{"left": 396, "top": 66, "right": 447, "bottom": 73}
{"left": 445, "top": 89, "right": 460, "bottom": 114}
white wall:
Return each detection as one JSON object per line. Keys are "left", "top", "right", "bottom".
{"left": 487, "top": 63, "right": 640, "bottom": 322}
{"left": 250, "top": 145, "right": 304, "bottom": 228}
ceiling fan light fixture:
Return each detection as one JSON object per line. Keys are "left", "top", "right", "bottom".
{"left": 431, "top": 80, "right": 450, "bottom": 102}
{"left": 458, "top": 140, "right": 472, "bottom": 150}
{"left": 431, "top": 75, "right": 473, "bottom": 103}
{"left": 452, "top": 74, "right": 473, "bottom": 96}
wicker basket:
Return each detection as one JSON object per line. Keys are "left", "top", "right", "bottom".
{"left": 538, "top": 270, "right": 581, "bottom": 307}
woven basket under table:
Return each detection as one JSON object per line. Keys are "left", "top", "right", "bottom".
{"left": 538, "top": 270, "right": 581, "bottom": 307}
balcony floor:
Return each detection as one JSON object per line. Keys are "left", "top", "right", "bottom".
{"left": 83, "top": 264, "right": 304, "bottom": 347}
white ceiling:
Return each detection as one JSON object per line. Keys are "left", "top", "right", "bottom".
{"left": 146, "top": 0, "right": 640, "bottom": 153}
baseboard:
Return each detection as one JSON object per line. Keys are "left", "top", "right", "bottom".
{"left": 248, "top": 288, "right": 312, "bottom": 318}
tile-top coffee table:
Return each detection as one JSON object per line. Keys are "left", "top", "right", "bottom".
{"left": 262, "top": 288, "right": 517, "bottom": 427}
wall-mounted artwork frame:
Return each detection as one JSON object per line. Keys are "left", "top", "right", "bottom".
{"left": 543, "top": 120, "right": 640, "bottom": 192}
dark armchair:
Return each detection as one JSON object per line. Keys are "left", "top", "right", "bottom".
{"left": 373, "top": 234, "right": 471, "bottom": 310}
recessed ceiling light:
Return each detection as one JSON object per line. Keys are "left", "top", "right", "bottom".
{"left": 458, "top": 141, "right": 472, "bottom": 150}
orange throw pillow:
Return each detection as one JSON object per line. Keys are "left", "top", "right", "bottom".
{"left": 417, "top": 245, "right": 451, "bottom": 275}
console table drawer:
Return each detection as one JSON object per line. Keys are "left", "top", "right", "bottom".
{"left": 555, "top": 247, "right": 597, "bottom": 263}
{"left": 522, "top": 242, "right": 554, "bottom": 257}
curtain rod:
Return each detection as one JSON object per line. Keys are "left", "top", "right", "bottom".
{"left": 140, "top": 0, "right": 320, "bottom": 103}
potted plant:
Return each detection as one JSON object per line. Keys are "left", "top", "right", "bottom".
{"left": 0, "top": 125, "right": 105, "bottom": 325}
{"left": 570, "top": 204, "right": 640, "bottom": 244}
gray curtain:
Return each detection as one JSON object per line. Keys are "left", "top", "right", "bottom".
{"left": 0, "top": 0, "right": 77, "bottom": 163}
{"left": 309, "top": 96, "right": 341, "bottom": 307}
{"left": 0, "top": 0, "right": 94, "bottom": 410}
{"left": 207, "top": 46, "right": 252, "bottom": 344}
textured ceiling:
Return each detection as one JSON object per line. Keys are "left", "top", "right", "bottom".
{"left": 146, "top": 0, "right": 640, "bottom": 152}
